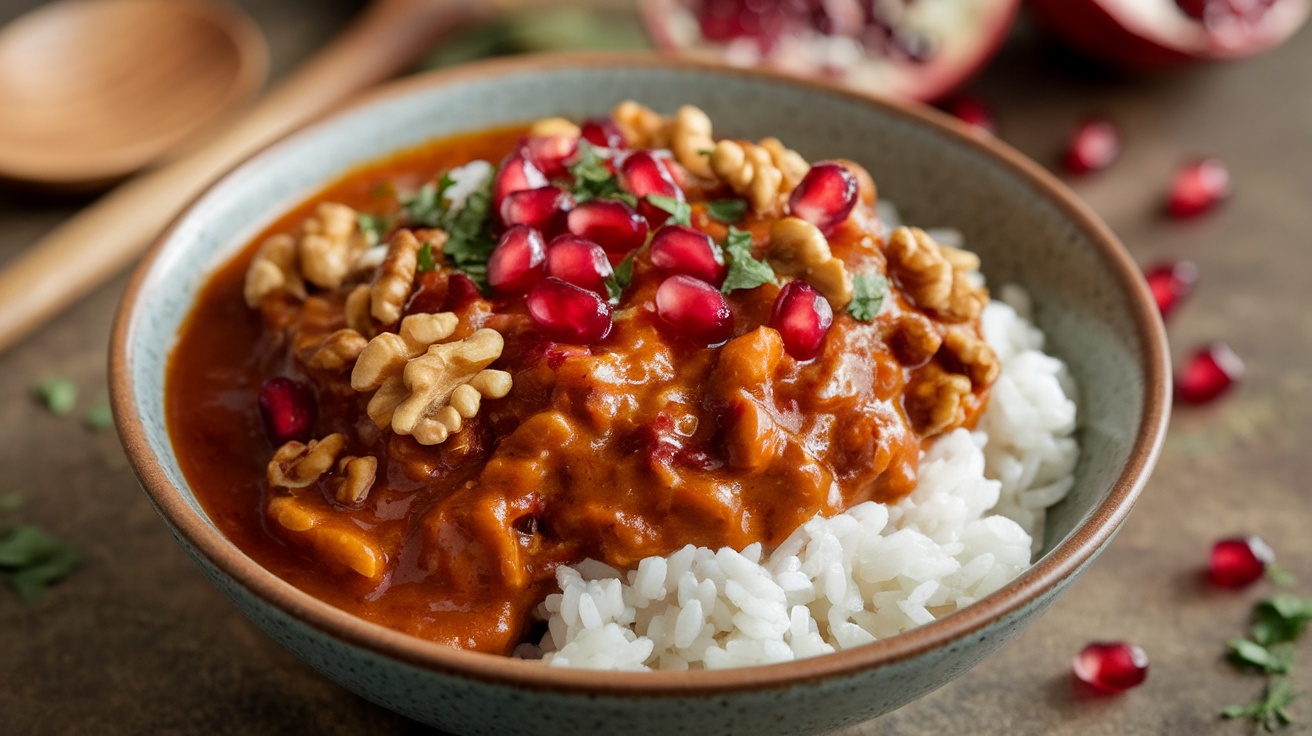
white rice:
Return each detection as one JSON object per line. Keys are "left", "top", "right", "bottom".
{"left": 524, "top": 286, "right": 1079, "bottom": 671}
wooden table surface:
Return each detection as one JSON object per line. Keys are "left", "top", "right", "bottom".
{"left": 2, "top": 1, "right": 1310, "bottom": 734}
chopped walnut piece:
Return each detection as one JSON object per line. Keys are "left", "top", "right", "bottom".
{"left": 885, "top": 226, "right": 987, "bottom": 323}
{"left": 670, "top": 105, "right": 715, "bottom": 179}
{"left": 529, "top": 116, "right": 581, "bottom": 137}
{"left": 299, "top": 202, "right": 368, "bottom": 289}
{"left": 369, "top": 229, "right": 425, "bottom": 325}
{"left": 304, "top": 328, "right": 368, "bottom": 372}
{"left": 267, "top": 433, "right": 346, "bottom": 489}
{"left": 767, "top": 217, "right": 854, "bottom": 308}
{"left": 612, "top": 100, "right": 670, "bottom": 149}
{"left": 890, "top": 313, "right": 943, "bottom": 367}
{"left": 244, "top": 234, "right": 306, "bottom": 308}
{"left": 344, "top": 285, "right": 373, "bottom": 336}
{"left": 334, "top": 455, "right": 377, "bottom": 505}
{"left": 350, "top": 313, "right": 512, "bottom": 446}
{"left": 942, "top": 327, "right": 1001, "bottom": 387}
{"left": 906, "top": 366, "right": 972, "bottom": 436}
{"left": 758, "top": 137, "right": 809, "bottom": 190}
{"left": 710, "top": 140, "right": 784, "bottom": 214}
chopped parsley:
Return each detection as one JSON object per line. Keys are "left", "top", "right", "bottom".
{"left": 1229, "top": 638, "right": 1296, "bottom": 675}
{"left": 1222, "top": 593, "right": 1312, "bottom": 729}
{"left": 82, "top": 397, "right": 113, "bottom": 431}
{"left": 416, "top": 242, "right": 437, "bottom": 274}
{"left": 356, "top": 212, "right": 392, "bottom": 246}
{"left": 0, "top": 501, "right": 81, "bottom": 603}
{"left": 719, "top": 227, "right": 774, "bottom": 294}
{"left": 567, "top": 141, "right": 632, "bottom": 204}
{"left": 605, "top": 252, "right": 636, "bottom": 303}
{"left": 400, "top": 171, "right": 496, "bottom": 286}
{"left": 34, "top": 378, "right": 77, "bottom": 417}
{"left": 646, "top": 194, "right": 692, "bottom": 227}
{"left": 704, "top": 198, "right": 748, "bottom": 224}
{"left": 1223, "top": 678, "right": 1302, "bottom": 732}
{"left": 847, "top": 273, "right": 889, "bottom": 322}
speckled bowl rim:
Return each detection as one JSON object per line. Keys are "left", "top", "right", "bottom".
{"left": 111, "top": 53, "right": 1170, "bottom": 698}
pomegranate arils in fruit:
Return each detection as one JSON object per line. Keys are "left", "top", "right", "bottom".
{"left": 487, "top": 225, "right": 547, "bottom": 295}
{"left": 1167, "top": 158, "right": 1231, "bottom": 218}
{"left": 945, "top": 95, "right": 995, "bottom": 134}
{"left": 1177, "top": 341, "right": 1244, "bottom": 404}
{"left": 1063, "top": 118, "right": 1121, "bottom": 175}
{"left": 522, "top": 134, "right": 578, "bottom": 179}
{"left": 1073, "top": 641, "right": 1149, "bottom": 693}
{"left": 1144, "top": 260, "right": 1199, "bottom": 318}
{"left": 526, "top": 277, "right": 613, "bottom": 344}
{"left": 649, "top": 225, "right": 726, "bottom": 285}
{"left": 619, "top": 151, "right": 684, "bottom": 225}
{"left": 546, "top": 235, "right": 613, "bottom": 297}
{"left": 566, "top": 200, "right": 649, "bottom": 262}
{"left": 580, "top": 117, "right": 626, "bottom": 150}
{"left": 655, "top": 275, "right": 734, "bottom": 347}
{"left": 788, "top": 162, "right": 859, "bottom": 235}
{"left": 492, "top": 153, "right": 549, "bottom": 210}
{"left": 1208, "top": 535, "right": 1275, "bottom": 588}
{"left": 258, "top": 377, "right": 316, "bottom": 446}
{"left": 499, "top": 186, "right": 573, "bottom": 233}
{"left": 770, "top": 281, "right": 834, "bottom": 361}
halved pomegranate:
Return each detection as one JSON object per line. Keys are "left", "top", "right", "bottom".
{"left": 649, "top": 225, "right": 727, "bottom": 285}
{"left": 1030, "top": 0, "right": 1310, "bottom": 71}
{"left": 526, "top": 277, "right": 613, "bottom": 344}
{"left": 546, "top": 235, "right": 614, "bottom": 297}
{"left": 566, "top": 200, "right": 650, "bottom": 263}
{"left": 655, "top": 275, "right": 735, "bottom": 346}
{"left": 487, "top": 225, "right": 547, "bottom": 295}
{"left": 638, "top": 0, "right": 1021, "bottom": 102}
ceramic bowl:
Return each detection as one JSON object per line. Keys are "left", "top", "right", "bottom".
{"left": 111, "top": 54, "right": 1169, "bottom": 736}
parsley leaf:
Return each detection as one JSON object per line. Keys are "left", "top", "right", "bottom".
{"left": 1253, "top": 595, "right": 1312, "bottom": 646}
{"left": 356, "top": 212, "right": 392, "bottom": 246}
{"left": 567, "top": 140, "right": 628, "bottom": 204}
{"left": 1229, "top": 638, "right": 1296, "bottom": 675}
{"left": 720, "top": 228, "right": 774, "bottom": 294}
{"left": 646, "top": 194, "right": 692, "bottom": 227}
{"left": 416, "top": 243, "right": 437, "bottom": 274}
{"left": 705, "top": 198, "right": 748, "bottom": 224}
{"left": 34, "top": 378, "right": 77, "bottom": 417}
{"left": 1223, "top": 678, "right": 1302, "bottom": 731}
{"left": 605, "top": 252, "right": 636, "bottom": 303}
{"left": 83, "top": 397, "right": 113, "bottom": 431}
{"left": 848, "top": 273, "right": 889, "bottom": 322}
{"left": 0, "top": 524, "right": 81, "bottom": 602}
{"left": 399, "top": 171, "right": 495, "bottom": 286}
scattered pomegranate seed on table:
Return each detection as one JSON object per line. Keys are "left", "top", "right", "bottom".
{"left": 1063, "top": 118, "right": 1121, "bottom": 175}
{"left": 1143, "top": 260, "right": 1199, "bottom": 319}
{"left": 655, "top": 275, "right": 734, "bottom": 347}
{"left": 257, "top": 377, "right": 316, "bottom": 446}
{"left": 944, "top": 95, "right": 995, "bottom": 134}
{"left": 649, "top": 225, "right": 726, "bottom": 285}
{"left": 526, "top": 277, "right": 613, "bottom": 344}
{"left": 788, "top": 162, "right": 859, "bottom": 235}
{"left": 1167, "top": 158, "right": 1232, "bottom": 218}
{"left": 545, "top": 235, "right": 614, "bottom": 297}
{"left": 1176, "top": 342, "right": 1244, "bottom": 404}
{"left": 499, "top": 186, "right": 573, "bottom": 233}
{"left": 1208, "top": 536, "right": 1275, "bottom": 588}
{"left": 769, "top": 281, "right": 833, "bottom": 361}
{"left": 1073, "top": 641, "right": 1150, "bottom": 693}
{"left": 566, "top": 200, "right": 649, "bottom": 263}
{"left": 487, "top": 226, "right": 547, "bottom": 295}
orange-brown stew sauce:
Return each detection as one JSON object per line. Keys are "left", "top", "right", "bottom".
{"left": 167, "top": 125, "right": 987, "bottom": 654}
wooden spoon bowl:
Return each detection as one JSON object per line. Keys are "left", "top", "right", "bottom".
{"left": 0, "top": 0, "right": 268, "bottom": 188}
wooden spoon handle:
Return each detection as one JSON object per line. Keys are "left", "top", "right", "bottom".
{"left": 0, "top": 0, "right": 492, "bottom": 354}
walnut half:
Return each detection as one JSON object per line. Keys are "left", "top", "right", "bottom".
{"left": 767, "top": 217, "right": 854, "bottom": 309}
{"left": 884, "top": 227, "right": 987, "bottom": 323}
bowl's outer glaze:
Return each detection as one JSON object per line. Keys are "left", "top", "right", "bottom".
{"left": 112, "top": 54, "right": 1169, "bottom": 736}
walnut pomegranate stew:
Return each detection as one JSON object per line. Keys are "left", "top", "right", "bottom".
{"left": 166, "top": 102, "right": 1079, "bottom": 669}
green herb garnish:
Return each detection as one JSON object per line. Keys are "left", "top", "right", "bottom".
{"left": 646, "top": 194, "right": 692, "bottom": 227}
{"left": 34, "top": 378, "right": 77, "bottom": 417}
{"left": 400, "top": 171, "right": 496, "bottom": 286}
{"left": 1223, "top": 678, "right": 1302, "bottom": 732}
{"left": 416, "top": 242, "right": 437, "bottom": 274}
{"left": 357, "top": 212, "right": 392, "bottom": 246}
{"left": 1222, "top": 593, "right": 1312, "bottom": 729}
{"left": 848, "top": 273, "right": 889, "bottom": 322}
{"left": 82, "top": 397, "right": 113, "bottom": 431}
{"left": 567, "top": 140, "right": 631, "bottom": 204}
{"left": 0, "top": 524, "right": 81, "bottom": 602}
{"left": 1229, "top": 638, "right": 1296, "bottom": 675}
{"left": 1253, "top": 595, "right": 1312, "bottom": 646}
{"left": 704, "top": 198, "right": 748, "bottom": 224}
{"left": 605, "top": 252, "right": 636, "bottom": 303}
{"left": 719, "top": 227, "right": 774, "bottom": 294}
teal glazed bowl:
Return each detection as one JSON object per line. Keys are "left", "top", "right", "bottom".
{"left": 111, "top": 54, "right": 1170, "bottom": 735}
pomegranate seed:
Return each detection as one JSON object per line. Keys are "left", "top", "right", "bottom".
{"left": 1063, "top": 118, "right": 1121, "bottom": 175}
{"left": 1073, "top": 642, "right": 1149, "bottom": 693}
{"left": 258, "top": 377, "right": 316, "bottom": 446}
{"left": 655, "top": 275, "right": 734, "bottom": 346}
{"left": 566, "top": 200, "right": 649, "bottom": 262}
{"left": 769, "top": 281, "right": 834, "bottom": 361}
{"left": 1143, "top": 260, "right": 1198, "bottom": 318}
{"left": 499, "top": 186, "right": 573, "bottom": 233}
{"left": 526, "top": 277, "right": 613, "bottom": 344}
{"left": 1167, "top": 158, "right": 1231, "bottom": 218}
{"left": 1177, "top": 342, "right": 1243, "bottom": 404}
{"left": 445, "top": 273, "right": 482, "bottom": 309}
{"left": 492, "top": 153, "right": 549, "bottom": 210}
{"left": 788, "top": 162, "right": 859, "bottom": 235}
{"left": 649, "top": 225, "right": 726, "bottom": 285}
{"left": 522, "top": 134, "right": 579, "bottom": 179}
{"left": 618, "top": 151, "right": 684, "bottom": 225}
{"left": 1208, "top": 535, "right": 1275, "bottom": 588}
{"left": 580, "top": 117, "right": 626, "bottom": 150}
{"left": 945, "top": 94, "right": 995, "bottom": 134}
{"left": 486, "top": 225, "right": 547, "bottom": 295}
{"left": 546, "top": 235, "right": 614, "bottom": 297}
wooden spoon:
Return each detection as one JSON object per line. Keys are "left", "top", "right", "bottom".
{"left": 0, "top": 0, "right": 507, "bottom": 354}
{"left": 0, "top": 0, "right": 269, "bottom": 188}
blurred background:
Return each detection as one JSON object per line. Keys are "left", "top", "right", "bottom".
{"left": 1, "top": 0, "right": 1310, "bottom": 733}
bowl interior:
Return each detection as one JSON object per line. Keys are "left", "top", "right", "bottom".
{"left": 116, "top": 56, "right": 1165, "bottom": 682}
